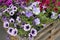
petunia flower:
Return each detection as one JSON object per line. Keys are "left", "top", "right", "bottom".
{"left": 28, "top": 33, "right": 34, "bottom": 40}
{"left": 9, "top": 4, "right": 14, "bottom": 8}
{"left": 51, "top": 12, "right": 58, "bottom": 19}
{"left": 57, "top": 2, "right": 60, "bottom": 6}
{"left": 30, "top": 28, "right": 37, "bottom": 37}
{"left": 28, "top": 33, "right": 33, "bottom": 38}
{"left": 3, "top": 8, "right": 11, "bottom": 13}
{"left": 52, "top": 0, "right": 56, "bottom": 3}
{"left": 0, "top": 0, "right": 2, "bottom": 3}
{"left": 7, "top": 27, "right": 14, "bottom": 36}
{"left": 16, "top": 16, "right": 21, "bottom": 23}
{"left": 33, "top": 7, "right": 40, "bottom": 15}
{"left": 54, "top": 7, "right": 58, "bottom": 12}
{"left": 21, "top": 11, "right": 25, "bottom": 15}
{"left": 23, "top": 24, "right": 31, "bottom": 31}
{"left": 5, "top": 0, "right": 12, "bottom": 6}
{"left": 45, "top": 0, "right": 50, "bottom": 6}
{"left": 9, "top": 18, "right": 15, "bottom": 23}
{"left": 9, "top": 10, "right": 15, "bottom": 16}
{"left": 7, "top": 27, "right": 18, "bottom": 36}
{"left": 2, "top": 16, "right": 8, "bottom": 22}
{"left": 34, "top": 18, "right": 40, "bottom": 25}
{"left": 58, "top": 14, "right": 60, "bottom": 18}
{"left": 12, "top": 6, "right": 17, "bottom": 12}
{"left": 42, "top": 0, "right": 46, "bottom": 4}
{"left": 12, "top": 28, "right": 18, "bottom": 36}
{"left": 25, "top": 11, "right": 33, "bottom": 18}
{"left": 3, "top": 21, "right": 9, "bottom": 28}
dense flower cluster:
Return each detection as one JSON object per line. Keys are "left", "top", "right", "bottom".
{"left": 0, "top": 0, "right": 60, "bottom": 39}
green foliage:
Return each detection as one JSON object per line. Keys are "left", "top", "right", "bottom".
{"left": 18, "top": 29, "right": 29, "bottom": 37}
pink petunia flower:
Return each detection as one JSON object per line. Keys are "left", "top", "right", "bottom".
{"left": 57, "top": 2, "right": 60, "bottom": 6}
{"left": 45, "top": 0, "right": 50, "bottom": 6}
{"left": 5, "top": 0, "right": 12, "bottom": 6}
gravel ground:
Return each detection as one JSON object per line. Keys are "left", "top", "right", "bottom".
{"left": 0, "top": 26, "right": 8, "bottom": 40}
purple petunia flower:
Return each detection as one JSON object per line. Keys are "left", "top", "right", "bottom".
{"left": 2, "top": 16, "right": 8, "bottom": 21}
{"left": 7, "top": 27, "right": 18, "bottom": 36}
{"left": 3, "top": 21, "right": 9, "bottom": 28}
{"left": 16, "top": 16, "right": 21, "bottom": 23}
{"left": 9, "top": 18, "right": 15, "bottom": 23}
{"left": 5, "top": 0, "right": 12, "bottom": 6}
{"left": 33, "top": 18, "right": 40, "bottom": 25}
{"left": 7, "top": 27, "right": 14, "bottom": 36}
{"left": 30, "top": 28, "right": 37, "bottom": 37}
{"left": 12, "top": 28, "right": 18, "bottom": 36}
{"left": 25, "top": 11, "right": 33, "bottom": 18}
{"left": 23, "top": 24, "right": 31, "bottom": 31}
{"left": 28, "top": 33, "right": 33, "bottom": 38}
{"left": 0, "top": 0, "right": 2, "bottom": 4}
{"left": 58, "top": 14, "right": 60, "bottom": 18}
{"left": 9, "top": 10, "right": 15, "bottom": 16}
{"left": 28, "top": 33, "right": 34, "bottom": 40}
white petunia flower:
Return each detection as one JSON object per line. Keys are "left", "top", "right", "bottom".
{"left": 52, "top": 12, "right": 56, "bottom": 16}
{"left": 7, "top": 27, "right": 18, "bottom": 36}
{"left": 7, "top": 27, "right": 14, "bottom": 36}
{"left": 21, "top": 11, "right": 25, "bottom": 14}
{"left": 3, "top": 8, "right": 11, "bottom": 13}
{"left": 9, "top": 10, "right": 15, "bottom": 16}
{"left": 33, "top": 7, "right": 40, "bottom": 15}
{"left": 12, "top": 28, "right": 18, "bottom": 36}
{"left": 9, "top": 4, "right": 14, "bottom": 8}
{"left": 51, "top": 12, "right": 58, "bottom": 19}
{"left": 30, "top": 28, "right": 37, "bottom": 37}
{"left": 23, "top": 24, "right": 31, "bottom": 31}
{"left": 28, "top": 33, "right": 34, "bottom": 40}
{"left": 12, "top": 6, "right": 17, "bottom": 12}
{"left": 16, "top": 16, "right": 21, "bottom": 23}
{"left": 51, "top": 15, "right": 58, "bottom": 19}
{"left": 3, "top": 21, "right": 9, "bottom": 28}
{"left": 34, "top": 18, "right": 40, "bottom": 25}
{"left": 9, "top": 18, "right": 15, "bottom": 23}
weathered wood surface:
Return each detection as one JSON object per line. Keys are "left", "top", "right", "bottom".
{"left": 34, "top": 20, "right": 60, "bottom": 40}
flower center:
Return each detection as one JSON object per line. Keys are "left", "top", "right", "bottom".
{"left": 14, "top": 31, "right": 16, "bottom": 34}
{"left": 11, "top": 20, "right": 13, "bottom": 22}
{"left": 9, "top": 29, "right": 12, "bottom": 32}
{"left": 26, "top": 26, "right": 29, "bottom": 29}
{"left": 11, "top": 12, "right": 13, "bottom": 14}
{"left": 14, "top": 8, "right": 16, "bottom": 10}
{"left": 32, "top": 30, "right": 35, "bottom": 34}
{"left": 6, "top": 24, "right": 8, "bottom": 26}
